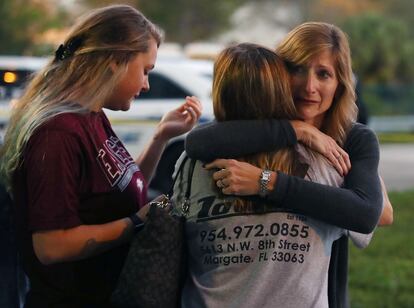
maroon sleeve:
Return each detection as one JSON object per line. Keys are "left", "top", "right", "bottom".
{"left": 25, "top": 129, "right": 83, "bottom": 231}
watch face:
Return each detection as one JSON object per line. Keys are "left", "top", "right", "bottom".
{"left": 261, "top": 170, "right": 271, "bottom": 181}
{"left": 260, "top": 170, "right": 271, "bottom": 197}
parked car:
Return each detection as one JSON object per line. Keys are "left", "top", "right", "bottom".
{"left": 0, "top": 56, "right": 48, "bottom": 138}
{"left": 0, "top": 55, "right": 214, "bottom": 198}
{"left": 0, "top": 56, "right": 48, "bottom": 100}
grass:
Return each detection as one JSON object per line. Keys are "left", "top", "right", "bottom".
{"left": 377, "top": 132, "right": 414, "bottom": 144}
{"left": 349, "top": 189, "right": 414, "bottom": 308}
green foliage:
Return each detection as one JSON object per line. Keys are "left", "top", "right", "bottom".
{"left": 0, "top": 0, "right": 68, "bottom": 55}
{"left": 134, "top": 0, "right": 247, "bottom": 43}
{"left": 80, "top": 0, "right": 247, "bottom": 44}
{"left": 378, "top": 132, "right": 414, "bottom": 144}
{"left": 349, "top": 190, "right": 414, "bottom": 307}
{"left": 343, "top": 13, "right": 414, "bottom": 84}
{"left": 81, "top": 0, "right": 249, "bottom": 43}
{"left": 380, "top": 0, "right": 414, "bottom": 39}
{"left": 363, "top": 84, "right": 414, "bottom": 115}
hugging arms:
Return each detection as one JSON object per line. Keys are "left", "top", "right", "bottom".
{"left": 186, "top": 119, "right": 389, "bottom": 233}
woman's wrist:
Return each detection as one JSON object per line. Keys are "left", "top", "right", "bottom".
{"left": 289, "top": 120, "right": 305, "bottom": 142}
{"left": 268, "top": 171, "right": 277, "bottom": 194}
{"left": 289, "top": 120, "right": 321, "bottom": 148}
{"left": 258, "top": 170, "right": 277, "bottom": 197}
{"left": 153, "top": 125, "right": 170, "bottom": 144}
{"left": 129, "top": 213, "right": 145, "bottom": 233}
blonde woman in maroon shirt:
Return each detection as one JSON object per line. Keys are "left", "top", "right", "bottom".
{"left": 0, "top": 5, "right": 201, "bottom": 307}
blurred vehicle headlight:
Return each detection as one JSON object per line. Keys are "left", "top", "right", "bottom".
{"left": 3, "top": 71, "right": 18, "bottom": 84}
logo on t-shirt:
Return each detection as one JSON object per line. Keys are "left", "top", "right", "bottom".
{"left": 136, "top": 178, "right": 144, "bottom": 193}
{"left": 96, "top": 136, "right": 139, "bottom": 191}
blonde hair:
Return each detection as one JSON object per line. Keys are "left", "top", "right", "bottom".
{"left": 213, "top": 43, "right": 298, "bottom": 210}
{"left": 0, "top": 5, "right": 162, "bottom": 188}
{"left": 276, "top": 22, "right": 357, "bottom": 145}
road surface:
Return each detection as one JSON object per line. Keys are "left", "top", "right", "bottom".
{"left": 379, "top": 144, "right": 414, "bottom": 191}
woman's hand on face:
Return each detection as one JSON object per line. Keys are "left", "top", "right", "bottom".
{"left": 290, "top": 120, "right": 351, "bottom": 176}
{"left": 205, "top": 159, "right": 262, "bottom": 196}
{"left": 156, "top": 96, "right": 202, "bottom": 142}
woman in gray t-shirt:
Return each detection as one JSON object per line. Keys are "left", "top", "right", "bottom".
{"left": 177, "top": 23, "right": 392, "bottom": 308}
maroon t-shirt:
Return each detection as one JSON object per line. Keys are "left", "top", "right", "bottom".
{"left": 12, "top": 111, "right": 147, "bottom": 307}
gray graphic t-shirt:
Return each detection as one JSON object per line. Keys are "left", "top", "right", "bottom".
{"left": 173, "top": 146, "right": 370, "bottom": 308}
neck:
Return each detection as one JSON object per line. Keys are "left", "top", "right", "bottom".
{"left": 304, "top": 115, "right": 324, "bottom": 129}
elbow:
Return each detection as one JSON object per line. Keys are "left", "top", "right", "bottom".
{"left": 184, "top": 135, "right": 198, "bottom": 159}
{"left": 357, "top": 222, "right": 376, "bottom": 234}
{"left": 33, "top": 234, "right": 65, "bottom": 265}
{"left": 34, "top": 248, "right": 60, "bottom": 265}
{"left": 355, "top": 206, "right": 382, "bottom": 234}
{"left": 184, "top": 142, "right": 211, "bottom": 162}
{"left": 351, "top": 192, "right": 384, "bottom": 233}
{"left": 185, "top": 132, "right": 213, "bottom": 162}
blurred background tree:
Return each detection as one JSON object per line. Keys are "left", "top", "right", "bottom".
{"left": 307, "top": 0, "right": 414, "bottom": 84}
{"left": 1, "top": 0, "right": 413, "bottom": 115}
{"left": 82, "top": 0, "right": 247, "bottom": 44}
{"left": 343, "top": 13, "right": 414, "bottom": 84}
{"left": 134, "top": 0, "right": 246, "bottom": 44}
{"left": 0, "top": 0, "right": 68, "bottom": 55}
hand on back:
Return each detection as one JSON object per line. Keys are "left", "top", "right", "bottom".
{"left": 204, "top": 159, "right": 263, "bottom": 196}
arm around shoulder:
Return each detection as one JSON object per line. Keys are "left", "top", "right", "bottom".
{"left": 185, "top": 119, "right": 297, "bottom": 161}
{"left": 266, "top": 124, "right": 383, "bottom": 233}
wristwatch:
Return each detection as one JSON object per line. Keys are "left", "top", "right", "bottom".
{"left": 129, "top": 213, "right": 145, "bottom": 233}
{"left": 259, "top": 170, "right": 272, "bottom": 197}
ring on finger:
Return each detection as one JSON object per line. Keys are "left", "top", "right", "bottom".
{"left": 217, "top": 179, "right": 224, "bottom": 188}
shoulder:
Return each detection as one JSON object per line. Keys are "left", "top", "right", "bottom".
{"left": 27, "top": 112, "right": 98, "bottom": 154}
{"left": 345, "top": 123, "right": 379, "bottom": 147}
{"left": 31, "top": 111, "right": 105, "bottom": 142}
{"left": 40, "top": 112, "right": 97, "bottom": 134}
{"left": 348, "top": 122, "right": 377, "bottom": 138}
{"left": 345, "top": 122, "right": 380, "bottom": 157}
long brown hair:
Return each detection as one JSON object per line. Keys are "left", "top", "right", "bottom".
{"left": 0, "top": 5, "right": 162, "bottom": 189}
{"left": 213, "top": 43, "right": 297, "bottom": 210}
{"left": 277, "top": 22, "right": 357, "bottom": 145}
